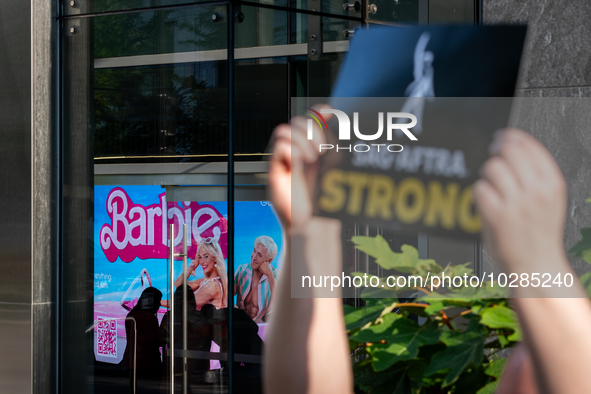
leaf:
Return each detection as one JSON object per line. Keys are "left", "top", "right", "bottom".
{"left": 569, "top": 228, "right": 591, "bottom": 257}
{"left": 433, "top": 280, "right": 509, "bottom": 299}
{"left": 360, "top": 286, "right": 399, "bottom": 300}
{"left": 420, "top": 297, "right": 474, "bottom": 316}
{"left": 498, "top": 334, "right": 509, "bottom": 348}
{"left": 443, "top": 262, "right": 474, "bottom": 278}
{"left": 413, "top": 258, "right": 443, "bottom": 277}
{"left": 344, "top": 304, "right": 355, "bottom": 315}
{"left": 399, "top": 305, "right": 430, "bottom": 318}
{"left": 424, "top": 301, "right": 447, "bottom": 316}
{"left": 471, "top": 303, "right": 486, "bottom": 315}
{"left": 351, "top": 313, "right": 404, "bottom": 342}
{"left": 484, "top": 358, "right": 506, "bottom": 378}
{"left": 345, "top": 298, "right": 393, "bottom": 331}
{"left": 425, "top": 330, "right": 487, "bottom": 387}
{"left": 406, "top": 359, "right": 428, "bottom": 383}
{"left": 414, "top": 321, "right": 441, "bottom": 345}
{"left": 354, "top": 362, "right": 414, "bottom": 394}
{"left": 354, "top": 317, "right": 440, "bottom": 372}
{"left": 352, "top": 235, "right": 401, "bottom": 270}
{"left": 452, "top": 366, "right": 489, "bottom": 394}
{"left": 417, "top": 342, "right": 447, "bottom": 360}
{"left": 480, "top": 306, "right": 522, "bottom": 341}
{"left": 580, "top": 272, "right": 591, "bottom": 298}
{"left": 352, "top": 237, "right": 437, "bottom": 275}
{"left": 476, "top": 381, "right": 499, "bottom": 394}
{"left": 388, "top": 363, "right": 415, "bottom": 394}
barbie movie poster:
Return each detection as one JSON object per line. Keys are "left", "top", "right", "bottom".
{"left": 93, "top": 185, "right": 283, "bottom": 364}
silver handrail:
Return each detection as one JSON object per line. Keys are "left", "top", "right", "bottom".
{"left": 182, "top": 224, "right": 188, "bottom": 394}
{"left": 169, "top": 223, "right": 188, "bottom": 394}
{"left": 169, "top": 224, "right": 175, "bottom": 394}
{"left": 86, "top": 317, "right": 137, "bottom": 394}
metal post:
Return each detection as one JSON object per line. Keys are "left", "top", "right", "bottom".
{"left": 227, "top": 2, "right": 236, "bottom": 392}
{"left": 169, "top": 224, "right": 175, "bottom": 394}
{"left": 475, "top": 0, "right": 483, "bottom": 24}
{"left": 182, "top": 224, "right": 188, "bottom": 394}
{"left": 132, "top": 319, "right": 136, "bottom": 394}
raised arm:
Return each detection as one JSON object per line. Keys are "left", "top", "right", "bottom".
{"left": 264, "top": 112, "right": 354, "bottom": 394}
{"left": 474, "top": 128, "right": 591, "bottom": 394}
{"left": 173, "top": 261, "right": 199, "bottom": 289}
{"left": 259, "top": 261, "right": 277, "bottom": 305}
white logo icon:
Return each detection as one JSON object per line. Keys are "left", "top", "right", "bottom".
{"left": 397, "top": 32, "right": 435, "bottom": 136}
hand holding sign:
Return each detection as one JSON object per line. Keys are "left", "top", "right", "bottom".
{"left": 269, "top": 106, "right": 332, "bottom": 232}
{"left": 474, "top": 128, "right": 569, "bottom": 279}
{"left": 476, "top": 129, "right": 591, "bottom": 394}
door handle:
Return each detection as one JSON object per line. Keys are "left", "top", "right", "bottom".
{"left": 169, "top": 224, "right": 188, "bottom": 394}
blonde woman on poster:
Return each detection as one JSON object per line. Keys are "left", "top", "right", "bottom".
{"left": 163, "top": 237, "right": 228, "bottom": 310}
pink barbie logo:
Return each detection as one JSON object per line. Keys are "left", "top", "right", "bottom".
{"left": 100, "top": 188, "right": 228, "bottom": 263}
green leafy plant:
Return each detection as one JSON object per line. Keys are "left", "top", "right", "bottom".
{"left": 569, "top": 197, "right": 591, "bottom": 295}
{"left": 345, "top": 235, "right": 518, "bottom": 394}
{"left": 347, "top": 198, "right": 591, "bottom": 393}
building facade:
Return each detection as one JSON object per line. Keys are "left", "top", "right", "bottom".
{"left": 1, "top": 0, "right": 590, "bottom": 393}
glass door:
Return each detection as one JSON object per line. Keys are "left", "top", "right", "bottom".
{"left": 61, "top": 3, "right": 230, "bottom": 393}
{"left": 163, "top": 187, "right": 230, "bottom": 394}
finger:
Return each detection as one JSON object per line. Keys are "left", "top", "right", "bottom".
{"left": 301, "top": 110, "right": 329, "bottom": 146}
{"left": 473, "top": 179, "right": 503, "bottom": 227}
{"left": 270, "top": 123, "right": 297, "bottom": 163}
{"left": 495, "top": 129, "right": 554, "bottom": 175}
{"left": 479, "top": 156, "right": 521, "bottom": 201}
{"left": 312, "top": 104, "right": 334, "bottom": 123}
{"left": 491, "top": 130, "right": 546, "bottom": 189}
{"left": 311, "top": 105, "right": 333, "bottom": 155}
{"left": 515, "top": 130, "right": 565, "bottom": 187}
{"left": 270, "top": 125, "right": 296, "bottom": 170}
{"left": 495, "top": 128, "right": 566, "bottom": 194}
{"left": 271, "top": 123, "right": 293, "bottom": 147}
{"left": 291, "top": 116, "right": 325, "bottom": 161}
{"left": 292, "top": 126, "right": 320, "bottom": 163}
{"left": 473, "top": 180, "right": 501, "bottom": 260}
{"left": 490, "top": 136, "right": 537, "bottom": 191}
{"left": 294, "top": 106, "right": 331, "bottom": 150}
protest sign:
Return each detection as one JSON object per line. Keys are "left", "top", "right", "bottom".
{"left": 303, "top": 25, "right": 526, "bottom": 240}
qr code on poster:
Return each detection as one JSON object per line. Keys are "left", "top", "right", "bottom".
{"left": 97, "top": 318, "right": 117, "bottom": 358}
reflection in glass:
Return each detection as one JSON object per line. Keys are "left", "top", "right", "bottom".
{"left": 236, "top": 6, "right": 288, "bottom": 48}
{"left": 123, "top": 287, "right": 164, "bottom": 394}
{"left": 160, "top": 285, "right": 220, "bottom": 393}
{"left": 64, "top": 0, "right": 356, "bottom": 18}
{"left": 94, "top": 7, "right": 228, "bottom": 59}
{"left": 94, "top": 63, "right": 228, "bottom": 163}
{"left": 367, "top": 0, "right": 419, "bottom": 24}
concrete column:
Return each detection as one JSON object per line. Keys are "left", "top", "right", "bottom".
{"left": 483, "top": 0, "right": 591, "bottom": 274}
{"left": 0, "top": 1, "right": 57, "bottom": 393}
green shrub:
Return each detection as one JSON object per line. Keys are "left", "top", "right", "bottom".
{"left": 347, "top": 198, "right": 591, "bottom": 393}
{"left": 346, "top": 236, "right": 516, "bottom": 394}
